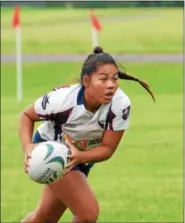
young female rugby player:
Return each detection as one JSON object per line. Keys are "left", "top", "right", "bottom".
{"left": 19, "top": 46, "right": 155, "bottom": 223}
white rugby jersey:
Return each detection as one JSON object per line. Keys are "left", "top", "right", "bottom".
{"left": 34, "top": 84, "right": 131, "bottom": 151}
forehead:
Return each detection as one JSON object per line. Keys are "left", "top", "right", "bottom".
{"left": 96, "top": 63, "right": 118, "bottom": 75}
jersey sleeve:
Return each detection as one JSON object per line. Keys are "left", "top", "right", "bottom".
{"left": 34, "top": 88, "right": 70, "bottom": 120}
{"left": 106, "top": 95, "right": 131, "bottom": 131}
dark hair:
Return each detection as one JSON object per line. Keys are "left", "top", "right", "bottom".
{"left": 81, "top": 46, "right": 155, "bottom": 102}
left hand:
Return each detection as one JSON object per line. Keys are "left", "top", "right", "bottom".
{"left": 64, "top": 138, "right": 83, "bottom": 175}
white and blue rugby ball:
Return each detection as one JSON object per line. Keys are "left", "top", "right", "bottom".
{"left": 28, "top": 141, "right": 70, "bottom": 184}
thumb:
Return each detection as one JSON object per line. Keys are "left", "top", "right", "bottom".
{"left": 27, "top": 152, "right": 32, "bottom": 159}
{"left": 26, "top": 149, "right": 32, "bottom": 159}
{"left": 65, "top": 138, "right": 75, "bottom": 150}
{"left": 67, "top": 153, "right": 75, "bottom": 159}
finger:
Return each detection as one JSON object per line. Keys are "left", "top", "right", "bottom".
{"left": 65, "top": 138, "right": 75, "bottom": 149}
{"left": 26, "top": 152, "right": 32, "bottom": 161}
{"left": 25, "top": 157, "right": 31, "bottom": 167}
{"left": 24, "top": 165, "right": 28, "bottom": 173}
{"left": 65, "top": 138, "right": 71, "bottom": 148}
{"left": 67, "top": 154, "right": 74, "bottom": 159}
{"left": 64, "top": 159, "right": 75, "bottom": 170}
{"left": 65, "top": 160, "right": 75, "bottom": 169}
{"left": 27, "top": 153, "right": 32, "bottom": 159}
{"left": 25, "top": 162, "right": 30, "bottom": 168}
{"left": 63, "top": 166, "right": 74, "bottom": 175}
{"left": 66, "top": 142, "right": 78, "bottom": 154}
{"left": 26, "top": 156, "right": 31, "bottom": 162}
{"left": 25, "top": 156, "right": 30, "bottom": 164}
{"left": 25, "top": 154, "right": 31, "bottom": 164}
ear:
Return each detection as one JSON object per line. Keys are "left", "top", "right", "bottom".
{"left": 83, "top": 75, "right": 91, "bottom": 88}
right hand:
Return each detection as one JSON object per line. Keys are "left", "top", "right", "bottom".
{"left": 24, "top": 143, "right": 38, "bottom": 173}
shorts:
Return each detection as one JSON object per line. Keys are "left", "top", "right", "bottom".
{"left": 33, "top": 131, "right": 94, "bottom": 177}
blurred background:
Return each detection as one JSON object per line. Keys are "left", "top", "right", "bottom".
{"left": 1, "top": 1, "right": 183, "bottom": 222}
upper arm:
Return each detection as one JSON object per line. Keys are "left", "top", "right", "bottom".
{"left": 21, "top": 104, "right": 41, "bottom": 122}
{"left": 34, "top": 92, "right": 56, "bottom": 120}
{"left": 21, "top": 89, "right": 65, "bottom": 122}
{"left": 101, "top": 95, "right": 131, "bottom": 153}
{"left": 106, "top": 95, "right": 131, "bottom": 131}
{"left": 34, "top": 89, "right": 69, "bottom": 120}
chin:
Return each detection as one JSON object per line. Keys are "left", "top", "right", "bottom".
{"left": 101, "top": 99, "right": 112, "bottom": 104}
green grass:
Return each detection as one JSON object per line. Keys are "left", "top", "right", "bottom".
{"left": 1, "top": 7, "right": 183, "bottom": 54}
{"left": 1, "top": 61, "right": 183, "bottom": 222}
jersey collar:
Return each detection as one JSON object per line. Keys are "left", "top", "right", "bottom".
{"left": 77, "top": 85, "right": 85, "bottom": 105}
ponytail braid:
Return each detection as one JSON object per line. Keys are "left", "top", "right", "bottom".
{"left": 118, "top": 71, "right": 155, "bottom": 102}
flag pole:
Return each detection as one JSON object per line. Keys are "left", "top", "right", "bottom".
{"left": 91, "top": 27, "right": 98, "bottom": 48}
{"left": 12, "top": 6, "right": 22, "bottom": 102}
{"left": 16, "top": 24, "right": 22, "bottom": 102}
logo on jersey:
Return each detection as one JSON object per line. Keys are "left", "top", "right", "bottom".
{"left": 64, "top": 123, "right": 77, "bottom": 128}
{"left": 98, "top": 119, "right": 106, "bottom": 129}
{"left": 88, "top": 138, "right": 101, "bottom": 147}
{"left": 61, "top": 134, "right": 101, "bottom": 151}
{"left": 122, "top": 106, "right": 131, "bottom": 120}
{"left": 52, "top": 85, "right": 70, "bottom": 91}
{"left": 41, "top": 94, "right": 50, "bottom": 110}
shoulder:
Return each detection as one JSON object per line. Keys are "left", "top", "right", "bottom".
{"left": 34, "top": 84, "right": 81, "bottom": 116}
{"left": 104, "top": 88, "right": 131, "bottom": 131}
{"left": 45, "top": 84, "right": 81, "bottom": 105}
{"left": 112, "top": 88, "right": 131, "bottom": 110}
{"left": 52, "top": 83, "right": 80, "bottom": 97}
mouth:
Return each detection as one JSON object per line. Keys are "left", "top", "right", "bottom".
{"left": 104, "top": 92, "right": 114, "bottom": 100}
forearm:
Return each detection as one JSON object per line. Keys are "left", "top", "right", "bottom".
{"left": 80, "top": 145, "right": 113, "bottom": 163}
{"left": 19, "top": 112, "right": 34, "bottom": 151}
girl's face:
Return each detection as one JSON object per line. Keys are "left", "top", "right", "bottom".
{"left": 84, "top": 64, "right": 119, "bottom": 105}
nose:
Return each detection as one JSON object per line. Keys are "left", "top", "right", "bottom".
{"left": 106, "top": 79, "right": 116, "bottom": 89}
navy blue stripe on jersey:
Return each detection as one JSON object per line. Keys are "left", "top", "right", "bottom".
{"left": 105, "top": 107, "right": 116, "bottom": 130}
{"left": 37, "top": 113, "right": 57, "bottom": 120}
{"left": 98, "top": 120, "right": 105, "bottom": 129}
{"left": 77, "top": 85, "right": 85, "bottom": 105}
{"left": 54, "top": 107, "right": 73, "bottom": 140}
{"left": 37, "top": 107, "right": 73, "bottom": 122}
{"left": 33, "top": 131, "right": 46, "bottom": 143}
{"left": 54, "top": 107, "right": 73, "bottom": 125}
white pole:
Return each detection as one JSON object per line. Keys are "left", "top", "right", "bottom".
{"left": 16, "top": 25, "right": 22, "bottom": 101}
{"left": 91, "top": 27, "right": 98, "bottom": 48}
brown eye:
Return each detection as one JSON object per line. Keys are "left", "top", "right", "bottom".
{"left": 100, "top": 78, "right": 107, "bottom": 81}
{"left": 113, "top": 76, "right": 118, "bottom": 81}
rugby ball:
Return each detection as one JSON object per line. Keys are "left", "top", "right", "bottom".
{"left": 28, "top": 141, "right": 70, "bottom": 184}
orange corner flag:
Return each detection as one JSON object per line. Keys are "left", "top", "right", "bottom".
{"left": 12, "top": 6, "right": 20, "bottom": 28}
{"left": 90, "top": 11, "right": 102, "bottom": 31}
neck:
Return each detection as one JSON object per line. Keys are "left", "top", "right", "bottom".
{"left": 84, "top": 89, "right": 101, "bottom": 113}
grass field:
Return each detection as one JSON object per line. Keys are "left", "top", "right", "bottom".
{"left": 1, "top": 61, "right": 183, "bottom": 222}
{"left": 1, "top": 7, "right": 183, "bottom": 54}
